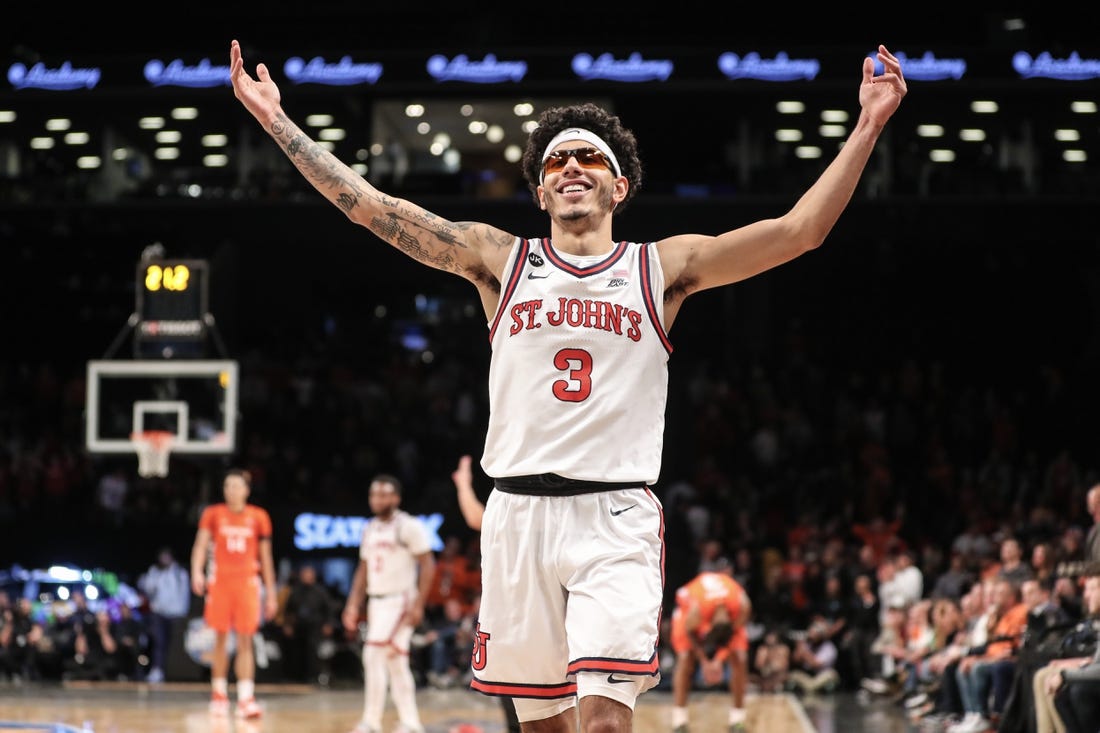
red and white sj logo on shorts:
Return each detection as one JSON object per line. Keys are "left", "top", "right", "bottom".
{"left": 471, "top": 623, "right": 491, "bottom": 671}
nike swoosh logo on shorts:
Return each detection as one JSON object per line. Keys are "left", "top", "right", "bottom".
{"left": 607, "top": 674, "right": 632, "bottom": 684}
{"left": 610, "top": 504, "right": 637, "bottom": 516}
{"left": 527, "top": 272, "right": 550, "bottom": 279}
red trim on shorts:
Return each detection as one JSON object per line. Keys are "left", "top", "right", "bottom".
{"left": 646, "top": 487, "right": 667, "bottom": 660}
{"left": 470, "top": 678, "right": 577, "bottom": 698}
{"left": 567, "top": 652, "right": 660, "bottom": 676}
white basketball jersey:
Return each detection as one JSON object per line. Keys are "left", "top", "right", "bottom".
{"left": 358, "top": 510, "right": 431, "bottom": 596}
{"left": 481, "top": 238, "right": 672, "bottom": 484}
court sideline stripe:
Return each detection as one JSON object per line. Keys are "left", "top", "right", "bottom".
{"left": 784, "top": 693, "right": 817, "bottom": 733}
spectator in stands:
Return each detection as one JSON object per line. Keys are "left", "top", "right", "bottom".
{"left": 1022, "top": 576, "right": 1076, "bottom": 650}
{"left": 894, "top": 548, "right": 925, "bottom": 604}
{"left": 932, "top": 551, "right": 976, "bottom": 602}
{"left": 903, "top": 596, "right": 966, "bottom": 721}
{"left": 1030, "top": 573, "right": 1100, "bottom": 733}
{"left": 997, "top": 536, "right": 1035, "bottom": 587}
{"left": 111, "top": 603, "right": 147, "bottom": 680}
{"left": 7, "top": 597, "right": 49, "bottom": 681}
{"left": 1085, "top": 484, "right": 1100, "bottom": 565}
{"left": 1003, "top": 572, "right": 1095, "bottom": 730}
{"left": 1053, "top": 575, "right": 1085, "bottom": 622}
{"left": 810, "top": 573, "right": 848, "bottom": 649}
{"left": 921, "top": 582, "right": 989, "bottom": 723}
{"left": 1052, "top": 661, "right": 1100, "bottom": 733}
{"left": 788, "top": 615, "right": 840, "bottom": 694}
{"left": 947, "top": 578, "right": 1029, "bottom": 732}
{"left": 753, "top": 628, "right": 791, "bottom": 693}
{"left": 862, "top": 599, "right": 909, "bottom": 696}
{"left": 280, "top": 563, "right": 339, "bottom": 684}
{"left": 63, "top": 609, "right": 121, "bottom": 681}
{"left": 1030, "top": 541, "right": 1058, "bottom": 586}
{"left": 424, "top": 535, "right": 479, "bottom": 625}
{"left": 840, "top": 573, "right": 880, "bottom": 691}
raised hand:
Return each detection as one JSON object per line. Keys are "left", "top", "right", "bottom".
{"left": 860, "top": 44, "right": 907, "bottom": 126}
{"left": 229, "top": 39, "right": 282, "bottom": 120}
{"left": 452, "top": 455, "right": 473, "bottom": 491}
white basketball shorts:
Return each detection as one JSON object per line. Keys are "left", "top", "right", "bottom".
{"left": 469, "top": 487, "right": 665, "bottom": 702}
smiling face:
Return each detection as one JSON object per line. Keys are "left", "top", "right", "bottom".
{"left": 537, "top": 140, "right": 625, "bottom": 224}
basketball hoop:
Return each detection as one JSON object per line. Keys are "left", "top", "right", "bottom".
{"left": 131, "top": 430, "right": 175, "bottom": 477}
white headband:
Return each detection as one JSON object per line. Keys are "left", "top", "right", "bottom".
{"left": 539, "top": 127, "right": 622, "bottom": 183}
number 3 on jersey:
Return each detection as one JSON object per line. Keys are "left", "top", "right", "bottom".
{"left": 553, "top": 348, "right": 592, "bottom": 402}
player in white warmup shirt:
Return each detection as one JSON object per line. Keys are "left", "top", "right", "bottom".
{"left": 230, "top": 38, "right": 907, "bottom": 732}
{"left": 342, "top": 474, "right": 436, "bottom": 733}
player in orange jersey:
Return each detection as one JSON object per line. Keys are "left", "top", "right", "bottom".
{"left": 191, "top": 468, "right": 278, "bottom": 719}
{"left": 669, "top": 561, "right": 753, "bottom": 733}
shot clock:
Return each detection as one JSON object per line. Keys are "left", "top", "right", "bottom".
{"left": 135, "top": 258, "right": 209, "bottom": 357}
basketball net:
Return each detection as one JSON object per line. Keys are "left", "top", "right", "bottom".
{"left": 131, "top": 430, "right": 174, "bottom": 477}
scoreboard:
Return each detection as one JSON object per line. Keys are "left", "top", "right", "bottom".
{"left": 134, "top": 258, "right": 209, "bottom": 357}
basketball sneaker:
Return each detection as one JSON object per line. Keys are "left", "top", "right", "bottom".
{"left": 208, "top": 692, "right": 230, "bottom": 716}
{"left": 236, "top": 697, "right": 263, "bottom": 719}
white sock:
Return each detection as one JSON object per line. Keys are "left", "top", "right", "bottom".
{"left": 729, "top": 707, "right": 746, "bottom": 725}
{"left": 212, "top": 677, "right": 228, "bottom": 697}
{"left": 672, "top": 706, "right": 689, "bottom": 727}
{"left": 238, "top": 678, "right": 254, "bottom": 702}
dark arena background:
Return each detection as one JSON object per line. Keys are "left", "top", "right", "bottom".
{"left": 1, "top": 6, "right": 1099, "bottom": 732}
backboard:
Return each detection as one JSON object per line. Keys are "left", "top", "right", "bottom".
{"left": 85, "top": 360, "right": 239, "bottom": 461}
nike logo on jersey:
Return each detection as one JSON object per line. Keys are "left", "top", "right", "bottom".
{"left": 607, "top": 674, "right": 633, "bottom": 684}
{"left": 527, "top": 272, "right": 550, "bottom": 279}
{"left": 610, "top": 504, "right": 637, "bottom": 516}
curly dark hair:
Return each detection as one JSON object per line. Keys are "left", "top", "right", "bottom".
{"left": 521, "top": 102, "right": 643, "bottom": 214}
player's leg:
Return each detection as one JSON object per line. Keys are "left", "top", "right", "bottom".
{"left": 204, "top": 584, "right": 232, "bottom": 715}
{"left": 578, "top": 678, "right": 639, "bottom": 731}
{"left": 361, "top": 644, "right": 389, "bottom": 730}
{"left": 386, "top": 620, "right": 424, "bottom": 732}
{"left": 210, "top": 631, "right": 230, "bottom": 680}
{"left": 509, "top": 701, "right": 576, "bottom": 732}
{"left": 473, "top": 492, "right": 575, "bottom": 725}
{"left": 232, "top": 577, "right": 263, "bottom": 719}
{"left": 562, "top": 489, "right": 665, "bottom": 732}
{"left": 727, "top": 645, "right": 749, "bottom": 731}
{"left": 668, "top": 608, "right": 695, "bottom": 731}
{"left": 358, "top": 595, "right": 407, "bottom": 731}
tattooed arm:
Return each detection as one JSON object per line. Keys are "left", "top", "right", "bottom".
{"left": 228, "top": 39, "right": 514, "bottom": 302}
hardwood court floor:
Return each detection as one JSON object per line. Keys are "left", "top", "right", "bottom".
{"left": 0, "top": 682, "right": 919, "bottom": 733}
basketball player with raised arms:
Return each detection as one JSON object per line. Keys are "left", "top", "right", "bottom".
{"left": 342, "top": 474, "right": 436, "bottom": 733}
{"left": 229, "top": 38, "right": 906, "bottom": 732}
{"left": 190, "top": 468, "right": 278, "bottom": 719}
